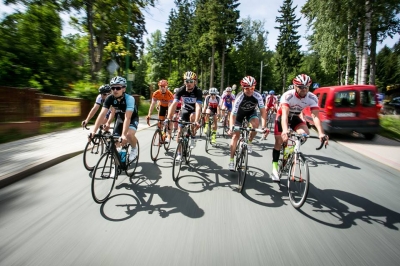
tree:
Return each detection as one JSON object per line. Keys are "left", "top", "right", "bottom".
{"left": 275, "top": 0, "right": 303, "bottom": 93}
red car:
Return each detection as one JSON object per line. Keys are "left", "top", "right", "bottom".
{"left": 302, "top": 85, "right": 381, "bottom": 140}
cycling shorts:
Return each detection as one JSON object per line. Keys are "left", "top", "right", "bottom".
{"left": 274, "top": 115, "right": 305, "bottom": 135}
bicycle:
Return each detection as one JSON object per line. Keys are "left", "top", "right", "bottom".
{"left": 277, "top": 129, "right": 327, "bottom": 208}
{"left": 221, "top": 109, "right": 230, "bottom": 138}
{"left": 83, "top": 124, "right": 111, "bottom": 171}
{"left": 203, "top": 112, "right": 217, "bottom": 152}
{"left": 91, "top": 132, "right": 140, "bottom": 204}
{"left": 197, "top": 113, "right": 205, "bottom": 137}
{"left": 149, "top": 118, "right": 171, "bottom": 161}
{"left": 171, "top": 109, "right": 181, "bottom": 138}
{"left": 266, "top": 108, "right": 275, "bottom": 131}
{"left": 232, "top": 125, "right": 265, "bottom": 193}
{"left": 172, "top": 120, "right": 195, "bottom": 181}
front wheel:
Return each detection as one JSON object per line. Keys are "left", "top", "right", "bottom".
{"left": 150, "top": 130, "right": 161, "bottom": 161}
{"left": 237, "top": 144, "right": 248, "bottom": 193}
{"left": 83, "top": 137, "right": 104, "bottom": 171}
{"left": 91, "top": 152, "right": 117, "bottom": 203}
{"left": 287, "top": 154, "right": 309, "bottom": 209}
{"left": 172, "top": 141, "right": 184, "bottom": 181}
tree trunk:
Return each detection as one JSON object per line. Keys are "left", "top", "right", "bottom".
{"left": 354, "top": 22, "right": 363, "bottom": 84}
{"left": 345, "top": 24, "right": 352, "bottom": 85}
{"left": 209, "top": 45, "right": 215, "bottom": 88}
{"left": 360, "top": 0, "right": 372, "bottom": 85}
{"left": 220, "top": 45, "right": 226, "bottom": 94}
{"left": 369, "top": 29, "right": 377, "bottom": 85}
{"left": 87, "top": 0, "right": 95, "bottom": 81}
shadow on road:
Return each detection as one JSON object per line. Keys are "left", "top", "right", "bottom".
{"left": 306, "top": 154, "right": 361, "bottom": 170}
{"left": 99, "top": 162, "right": 204, "bottom": 221}
{"left": 298, "top": 183, "right": 400, "bottom": 230}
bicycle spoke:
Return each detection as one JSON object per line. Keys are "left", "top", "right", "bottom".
{"left": 172, "top": 141, "right": 183, "bottom": 181}
{"left": 91, "top": 152, "right": 116, "bottom": 203}
{"left": 287, "top": 155, "right": 310, "bottom": 208}
{"left": 150, "top": 130, "right": 161, "bottom": 161}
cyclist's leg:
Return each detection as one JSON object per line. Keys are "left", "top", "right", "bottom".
{"left": 247, "top": 111, "right": 260, "bottom": 142}
{"left": 271, "top": 116, "right": 284, "bottom": 181}
{"left": 159, "top": 105, "right": 171, "bottom": 140}
{"left": 292, "top": 116, "right": 309, "bottom": 135}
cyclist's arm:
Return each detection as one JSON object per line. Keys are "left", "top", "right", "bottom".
{"left": 91, "top": 107, "right": 109, "bottom": 135}
{"left": 311, "top": 109, "right": 325, "bottom": 135}
{"left": 167, "top": 101, "right": 178, "bottom": 120}
{"left": 147, "top": 98, "right": 157, "bottom": 117}
{"left": 259, "top": 107, "right": 267, "bottom": 128}
{"left": 229, "top": 113, "right": 237, "bottom": 129}
{"left": 195, "top": 102, "right": 202, "bottom": 122}
{"left": 84, "top": 103, "right": 100, "bottom": 124}
{"left": 281, "top": 105, "right": 290, "bottom": 133}
{"left": 106, "top": 107, "right": 115, "bottom": 126}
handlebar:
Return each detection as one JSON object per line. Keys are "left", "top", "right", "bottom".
{"left": 316, "top": 136, "right": 328, "bottom": 150}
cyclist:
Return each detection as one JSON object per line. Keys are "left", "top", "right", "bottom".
{"left": 203, "top": 88, "right": 221, "bottom": 144}
{"left": 172, "top": 88, "right": 182, "bottom": 133}
{"left": 227, "top": 76, "right": 268, "bottom": 171}
{"left": 146, "top": 79, "right": 174, "bottom": 143}
{"left": 89, "top": 76, "right": 139, "bottom": 161}
{"left": 220, "top": 86, "right": 235, "bottom": 126}
{"left": 262, "top": 91, "right": 268, "bottom": 102}
{"left": 165, "top": 71, "right": 203, "bottom": 160}
{"left": 81, "top": 84, "right": 111, "bottom": 127}
{"left": 265, "top": 90, "right": 278, "bottom": 114}
{"left": 270, "top": 74, "right": 329, "bottom": 181}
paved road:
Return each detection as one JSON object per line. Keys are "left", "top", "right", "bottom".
{"left": 1, "top": 126, "right": 400, "bottom": 265}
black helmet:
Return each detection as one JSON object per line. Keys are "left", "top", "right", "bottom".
{"left": 99, "top": 84, "right": 111, "bottom": 94}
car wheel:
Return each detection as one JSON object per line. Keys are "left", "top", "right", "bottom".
{"left": 364, "top": 133, "right": 376, "bottom": 140}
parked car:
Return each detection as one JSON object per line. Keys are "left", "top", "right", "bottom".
{"left": 381, "top": 97, "right": 400, "bottom": 115}
{"left": 303, "top": 85, "right": 380, "bottom": 140}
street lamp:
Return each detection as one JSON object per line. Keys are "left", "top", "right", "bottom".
{"left": 125, "top": 1, "right": 132, "bottom": 94}
{"left": 259, "top": 60, "right": 268, "bottom": 93}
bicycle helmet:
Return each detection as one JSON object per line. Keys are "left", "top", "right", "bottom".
{"left": 110, "top": 76, "right": 127, "bottom": 86}
{"left": 158, "top": 79, "right": 168, "bottom": 87}
{"left": 240, "top": 76, "right": 257, "bottom": 87}
{"left": 287, "top": 85, "right": 294, "bottom": 90}
{"left": 99, "top": 84, "right": 111, "bottom": 94}
{"left": 174, "top": 88, "right": 179, "bottom": 93}
{"left": 209, "top": 88, "right": 218, "bottom": 95}
{"left": 293, "top": 74, "right": 312, "bottom": 87}
{"left": 225, "top": 87, "right": 232, "bottom": 92}
{"left": 263, "top": 91, "right": 268, "bottom": 95}
{"left": 269, "top": 90, "right": 275, "bottom": 95}
{"left": 183, "top": 71, "right": 197, "bottom": 80}
{"left": 202, "top": 90, "right": 209, "bottom": 95}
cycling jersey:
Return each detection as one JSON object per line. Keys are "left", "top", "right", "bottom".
{"left": 265, "top": 95, "right": 278, "bottom": 108}
{"left": 204, "top": 95, "right": 221, "bottom": 109}
{"left": 103, "top": 93, "right": 139, "bottom": 133}
{"left": 173, "top": 94, "right": 182, "bottom": 109}
{"left": 95, "top": 94, "right": 111, "bottom": 119}
{"left": 277, "top": 90, "right": 319, "bottom": 116}
{"left": 232, "top": 91, "right": 265, "bottom": 126}
{"left": 221, "top": 92, "right": 235, "bottom": 105}
{"left": 174, "top": 85, "right": 203, "bottom": 112}
{"left": 152, "top": 90, "right": 174, "bottom": 107}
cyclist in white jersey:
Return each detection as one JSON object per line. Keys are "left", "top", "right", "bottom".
{"left": 270, "top": 74, "right": 329, "bottom": 181}
{"left": 81, "top": 84, "right": 111, "bottom": 127}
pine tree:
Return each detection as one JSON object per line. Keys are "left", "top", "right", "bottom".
{"left": 275, "top": 0, "right": 303, "bottom": 93}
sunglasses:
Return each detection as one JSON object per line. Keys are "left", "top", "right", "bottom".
{"left": 297, "top": 85, "right": 309, "bottom": 90}
{"left": 111, "top": 86, "right": 124, "bottom": 91}
{"left": 210, "top": 93, "right": 216, "bottom": 96}
{"left": 185, "top": 80, "right": 195, "bottom": 83}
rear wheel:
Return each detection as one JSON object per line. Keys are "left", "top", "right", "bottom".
{"left": 172, "top": 141, "right": 184, "bottom": 181}
{"left": 205, "top": 124, "right": 211, "bottom": 152}
{"left": 83, "top": 137, "right": 104, "bottom": 171}
{"left": 126, "top": 141, "right": 139, "bottom": 177}
{"left": 287, "top": 154, "right": 309, "bottom": 209}
{"left": 91, "top": 152, "right": 117, "bottom": 203}
{"left": 237, "top": 144, "right": 248, "bottom": 193}
{"left": 150, "top": 130, "right": 161, "bottom": 161}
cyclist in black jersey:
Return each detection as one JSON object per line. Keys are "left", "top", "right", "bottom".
{"left": 165, "top": 71, "right": 203, "bottom": 160}
{"left": 227, "top": 76, "right": 268, "bottom": 171}
{"left": 89, "top": 76, "right": 139, "bottom": 161}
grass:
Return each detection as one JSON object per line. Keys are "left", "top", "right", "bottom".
{"left": 379, "top": 115, "right": 400, "bottom": 141}
{"left": 0, "top": 101, "right": 154, "bottom": 144}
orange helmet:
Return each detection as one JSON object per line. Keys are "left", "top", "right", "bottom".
{"left": 158, "top": 79, "right": 168, "bottom": 87}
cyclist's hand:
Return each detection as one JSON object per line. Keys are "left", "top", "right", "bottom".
{"left": 195, "top": 121, "right": 201, "bottom": 129}
{"left": 320, "top": 134, "right": 329, "bottom": 147}
{"left": 262, "top": 127, "right": 270, "bottom": 138}
{"left": 163, "top": 118, "right": 169, "bottom": 126}
{"left": 88, "top": 132, "right": 95, "bottom": 142}
{"left": 120, "top": 135, "right": 128, "bottom": 146}
{"left": 146, "top": 115, "right": 150, "bottom": 126}
{"left": 104, "top": 123, "right": 110, "bottom": 132}
{"left": 281, "top": 130, "right": 289, "bottom": 142}
{"left": 81, "top": 120, "right": 87, "bottom": 127}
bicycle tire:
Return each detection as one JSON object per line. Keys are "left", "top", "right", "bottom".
{"left": 199, "top": 121, "right": 203, "bottom": 137}
{"left": 150, "top": 130, "right": 161, "bottom": 161}
{"left": 185, "top": 138, "right": 192, "bottom": 164}
{"left": 163, "top": 132, "right": 171, "bottom": 151}
{"left": 83, "top": 137, "right": 105, "bottom": 171}
{"left": 222, "top": 116, "right": 229, "bottom": 138}
{"left": 237, "top": 144, "right": 248, "bottom": 193}
{"left": 172, "top": 141, "right": 184, "bottom": 181}
{"left": 91, "top": 152, "right": 117, "bottom": 203}
{"left": 205, "top": 124, "right": 211, "bottom": 152}
{"left": 126, "top": 141, "right": 140, "bottom": 177}
{"left": 287, "top": 154, "right": 310, "bottom": 209}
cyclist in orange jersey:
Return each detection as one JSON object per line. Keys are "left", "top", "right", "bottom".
{"left": 147, "top": 79, "right": 174, "bottom": 143}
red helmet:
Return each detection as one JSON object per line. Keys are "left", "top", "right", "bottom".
{"left": 293, "top": 74, "right": 312, "bottom": 87}
{"left": 240, "top": 76, "right": 257, "bottom": 87}
{"left": 158, "top": 79, "right": 168, "bottom": 87}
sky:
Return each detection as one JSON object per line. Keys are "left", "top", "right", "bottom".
{"left": 1, "top": 0, "right": 398, "bottom": 52}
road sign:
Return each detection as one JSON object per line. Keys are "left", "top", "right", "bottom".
{"left": 107, "top": 60, "right": 119, "bottom": 74}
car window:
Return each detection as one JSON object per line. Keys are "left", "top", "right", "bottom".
{"left": 334, "top": 91, "right": 356, "bottom": 107}
{"left": 361, "top": 90, "right": 376, "bottom": 107}
{"left": 320, "top": 93, "right": 327, "bottom": 108}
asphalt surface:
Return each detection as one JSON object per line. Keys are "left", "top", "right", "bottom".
{"left": 0, "top": 123, "right": 399, "bottom": 265}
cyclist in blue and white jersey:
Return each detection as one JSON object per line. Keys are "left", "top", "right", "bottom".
{"left": 89, "top": 76, "right": 139, "bottom": 161}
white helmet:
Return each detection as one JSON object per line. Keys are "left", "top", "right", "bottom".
{"left": 209, "top": 88, "right": 218, "bottom": 94}
{"left": 110, "top": 76, "right": 127, "bottom": 86}
{"left": 225, "top": 87, "right": 232, "bottom": 92}
{"left": 174, "top": 88, "right": 179, "bottom": 93}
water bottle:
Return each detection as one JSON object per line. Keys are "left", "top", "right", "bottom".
{"left": 283, "top": 146, "right": 294, "bottom": 160}
{"left": 120, "top": 147, "right": 126, "bottom": 163}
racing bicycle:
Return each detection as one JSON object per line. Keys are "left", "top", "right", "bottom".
{"left": 172, "top": 120, "right": 195, "bottom": 181}
{"left": 149, "top": 118, "right": 171, "bottom": 161}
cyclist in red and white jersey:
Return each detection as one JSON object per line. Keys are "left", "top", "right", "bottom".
{"left": 270, "top": 74, "right": 328, "bottom": 182}
{"left": 203, "top": 88, "right": 221, "bottom": 143}
{"left": 265, "top": 90, "right": 278, "bottom": 113}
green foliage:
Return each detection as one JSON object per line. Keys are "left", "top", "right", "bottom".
{"left": 65, "top": 77, "right": 101, "bottom": 100}
{"left": 379, "top": 116, "right": 400, "bottom": 141}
